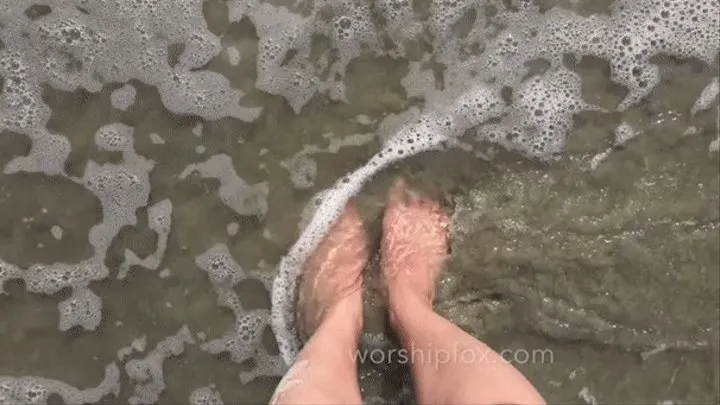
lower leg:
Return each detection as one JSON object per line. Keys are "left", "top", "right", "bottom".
{"left": 271, "top": 293, "right": 363, "bottom": 405}
{"left": 389, "top": 287, "right": 545, "bottom": 405}
{"left": 271, "top": 203, "right": 368, "bottom": 404}
{"left": 381, "top": 178, "right": 545, "bottom": 405}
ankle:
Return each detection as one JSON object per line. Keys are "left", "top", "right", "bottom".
{"left": 387, "top": 286, "right": 433, "bottom": 327}
{"left": 388, "top": 279, "right": 433, "bottom": 307}
{"left": 322, "top": 292, "right": 364, "bottom": 336}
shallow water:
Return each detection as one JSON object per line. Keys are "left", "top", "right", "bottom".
{"left": 1, "top": 0, "right": 719, "bottom": 404}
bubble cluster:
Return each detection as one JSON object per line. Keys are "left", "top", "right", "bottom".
{"left": 109, "top": 84, "right": 137, "bottom": 111}
{"left": 0, "top": 0, "right": 716, "bottom": 393}
{"left": 373, "top": 0, "right": 421, "bottom": 53}
{"left": 195, "top": 244, "right": 246, "bottom": 288}
{"left": 691, "top": 77, "right": 719, "bottom": 115}
{"left": 58, "top": 286, "right": 103, "bottom": 331}
{"left": 117, "top": 199, "right": 173, "bottom": 280}
{"left": 195, "top": 245, "right": 285, "bottom": 383}
{"left": 0, "top": 363, "right": 120, "bottom": 405}
{"left": 1, "top": 0, "right": 260, "bottom": 178}
{"left": 94, "top": 123, "right": 134, "bottom": 153}
{"left": 0, "top": 260, "right": 22, "bottom": 295}
{"left": 283, "top": 155, "right": 318, "bottom": 190}
{"left": 189, "top": 386, "right": 224, "bottom": 405}
{"left": 179, "top": 154, "right": 269, "bottom": 218}
{"left": 20, "top": 260, "right": 106, "bottom": 295}
{"left": 526, "top": 0, "right": 719, "bottom": 110}
{"left": 480, "top": 68, "right": 601, "bottom": 160}
{"left": 270, "top": 0, "right": 720, "bottom": 365}
{"left": 117, "top": 335, "right": 148, "bottom": 362}
{"left": 249, "top": 2, "right": 321, "bottom": 113}
{"left": 613, "top": 122, "right": 637, "bottom": 146}
{"left": 590, "top": 122, "right": 639, "bottom": 169}
{"left": 125, "top": 326, "right": 195, "bottom": 405}
{"left": 0, "top": 118, "right": 154, "bottom": 331}
{"left": 234, "top": 0, "right": 383, "bottom": 110}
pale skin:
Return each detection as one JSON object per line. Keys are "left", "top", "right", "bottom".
{"left": 271, "top": 178, "right": 546, "bottom": 405}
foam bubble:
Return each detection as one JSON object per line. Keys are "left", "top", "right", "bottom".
{"left": 1, "top": 0, "right": 262, "bottom": 177}
{"left": 94, "top": 123, "right": 134, "bottom": 153}
{"left": 189, "top": 386, "right": 224, "bottom": 405}
{"left": 117, "top": 199, "right": 173, "bottom": 279}
{"left": 179, "top": 154, "right": 269, "bottom": 218}
{"left": 200, "top": 308, "right": 285, "bottom": 383}
{"left": 283, "top": 155, "right": 317, "bottom": 189}
{"left": 126, "top": 326, "right": 194, "bottom": 405}
{"left": 50, "top": 225, "right": 63, "bottom": 240}
{"left": 83, "top": 161, "right": 152, "bottom": 255}
{"left": 691, "top": 77, "right": 719, "bottom": 115}
{"left": 0, "top": 363, "right": 120, "bottom": 405}
{"left": 110, "top": 84, "right": 137, "bottom": 111}
{"left": 58, "top": 287, "right": 103, "bottom": 331}
{"left": 0, "top": 260, "right": 22, "bottom": 295}
{"left": 23, "top": 260, "right": 108, "bottom": 295}
{"left": 195, "top": 244, "right": 246, "bottom": 287}
{"left": 478, "top": 68, "right": 601, "bottom": 161}
{"left": 271, "top": 83, "right": 507, "bottom": 364}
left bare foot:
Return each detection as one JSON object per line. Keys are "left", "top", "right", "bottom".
{"left": 296, "top": 202, "right": 368, "bottom": 340}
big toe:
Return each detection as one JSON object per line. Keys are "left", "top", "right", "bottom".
{"left": 336, "top": 200, "right": 363, "bottom": 230}
{"left": 387, "top": 177, "right": 412, "bottom": 207}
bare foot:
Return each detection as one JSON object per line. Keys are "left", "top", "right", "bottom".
{"left": 381, "top": 178, "right": 450, "bottom": 307}
{"left": 296, "top": 202, "right": 368, "bottom": 341}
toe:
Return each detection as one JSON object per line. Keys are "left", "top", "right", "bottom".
{"left": 387, "top": 177, "right": 409, "bottom": 206}
{"left": 406, "top": 187, "right": 423, "bottom": 205}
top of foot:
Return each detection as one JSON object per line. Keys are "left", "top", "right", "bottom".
{"left": 296, "top": 202, "right": 368, "bottom": 341}
{"left": 381, "top": 178, "right": 450, "bottom": 305}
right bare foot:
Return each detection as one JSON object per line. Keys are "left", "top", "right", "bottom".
{"left": 296, "top": 202, "right": 368, "bottom": 342}
{"left": 381, "top": 178, "right": 450, "bottom": 307}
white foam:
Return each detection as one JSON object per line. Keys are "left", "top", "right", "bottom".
{"left": 196, "top": 244, "right": 246, "bottom": 288}
{"left": 691, "top": 77, "right": 719, "bottom": 115}
{"left": 195, "top": 245, "right": 285, "bottom": 383}
{"left": 50, "top": 225, "right": 63, "bottom": 240}
{"left": 271, "top": 82, "right": 506, "bottom": 365}
{"left": 0, "top": 259, "right": 22, "bottom": 295}
{"left": 189, "top": 386, "right": 224, "bottom": 405}
{"left": 0, "top": 363, "right": 120, "bottom": 405}
{"left": 226, "top": 222, "right": 240, "bottom": 236}
{"left": 58, "top": 286, "right": 103, "bottom": 331}
{"left": 226, "top": 46, "right": 241, "bottom": 66}
{"left": 110, "top": 84, "right": 137, "bottom": 111}
{"left": 282, "top": 155, "right": 317, "bottom": 189}
{"left": 1, "top": 0, "right": 261, "bottom": 177}
{"left": 117, "top": 199, "right": 173, "bottom": 280}
{"left": 117, "top": 335, "right": 148, "bottom": 362}
{"left": 179, "top": 154, "right": 269, "bottom": 218}
{"left": 126, "top": 326, "right": 195, "bottom": 405}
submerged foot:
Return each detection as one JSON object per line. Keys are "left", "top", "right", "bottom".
{"left": 296, "top": 202, "right": 368, "bottom": 341}
{"left": 381, "top": 178, "right": 450, "bottom": 307}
